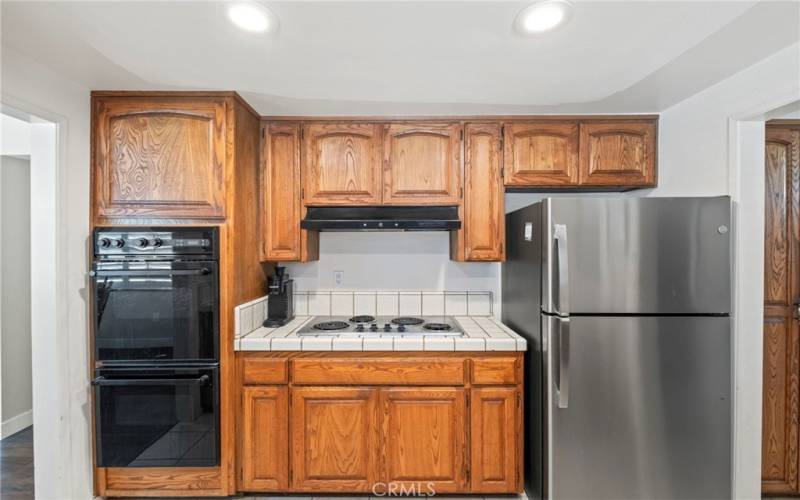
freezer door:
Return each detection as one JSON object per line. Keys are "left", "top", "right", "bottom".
{"left": 542, "top": 197, "right": 731, "bottom": 314}
{"left": 545, "top": 315, "right": 731, "bottom": 500}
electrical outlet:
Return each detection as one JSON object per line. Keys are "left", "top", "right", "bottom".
{"left": 334, "top": 270, "right": 344, "bottom": 287}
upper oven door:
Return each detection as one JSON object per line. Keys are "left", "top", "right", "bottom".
{"left": 93, "top": 260, "right": 219, "bottom": 364}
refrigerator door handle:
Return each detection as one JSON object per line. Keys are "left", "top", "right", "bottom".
{"left": 553, "top": 223, "right": 570, "bottom": 316}
{"left": 555, "top": 316, "right": 570, "bottom": 409}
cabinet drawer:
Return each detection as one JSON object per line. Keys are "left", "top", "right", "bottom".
{"left": 241, "top": 358, "right": 288, "bottom": 385}
{"left": 291, "top": 358, "right": 466, "bottom": 385}
{"left": 472, "top": 357, "right": 520, "bottom": 385}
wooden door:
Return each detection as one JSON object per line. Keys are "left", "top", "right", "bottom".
{"left": 291, "top": 387, "right": 379, "bottom": 492}
{"left": 240, "top": 386, "right": 288, "bottom": 491}
{"left": 261, "top": 122, "right": 305, "bottom": 261}
{"left": 380, "top": 388, "right": 467, "bottom": 493}
{"left": 463, "top": 123, "right": 505, "bottom": 261}
{"left": 762, "top": 125, "right": 800, "bottom": 494}
{"left": 383, "top": 123, "right": 462, "bottom": 205}
{"left": 303, "top": 123, "right": 383, "bottom": 205}
{"left": 579, "top": 121, "right": 656, "bottom": 186}
{"left": 470, "top": 387, "right": 520, "bottom": 493}
{"left": 503, "top": 122, "right": 578, "bottom": 186}
{"left": 93, "top": 97, "right": 227, "bottom": 219}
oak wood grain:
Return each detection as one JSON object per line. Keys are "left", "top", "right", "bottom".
{"left": 303, "top": 123, "right": 383, "bottom": 205}
{"left": 470, "top": 387, "right": 519, "bottom": 492}
{"left": 102, "top": 467, "right": 222, "bottom": 496}
{"left": 261, "top": 122, "right": 303, "bottom": 261}
{"left": 291, "top": 358, "right": 466, "bottom": 385}
{"left": 472, "top": 357, "right": 520, "bottom": 385}
{"left": 241, "top": 358, "right": 288, "bottom": 385}
{"left": 578, "top": 121, "right": 656, "bottom": 186}
{"left": 503, "top": 122, "right": 579, "bottom": 186}
{"left": 240, "top": 386, "right": 289, "bottom": 491}
{"left": 463, "top": 123, "right": 505, "bottom": 261}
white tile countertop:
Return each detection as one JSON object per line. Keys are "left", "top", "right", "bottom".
{"left": 235, "top": 315, "right": 526, "bottom": 352}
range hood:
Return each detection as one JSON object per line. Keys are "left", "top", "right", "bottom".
{"left": 300, "top": 206, "right": 460, "bottom": 231}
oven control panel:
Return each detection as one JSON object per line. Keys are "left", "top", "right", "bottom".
{"left": 94, "top": 227, "right": 218, "bottom": 258}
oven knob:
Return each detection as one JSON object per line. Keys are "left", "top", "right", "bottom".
{"left": 112, "top": 238, "right": 125, "bottom": 248}
{"left": 151, "top": 237, "right": 163, "bottom": 247}
{"left": 99, "top": 238, "right": 111, "bottom": 248}
{"left": 136, "top": 238, "right": 149, "bottom": 248}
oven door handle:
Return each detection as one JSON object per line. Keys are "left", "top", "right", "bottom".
{"left": 90, "top": 268, "right": 211, "bottom": 277}
{"left": 91, "top": 374, "right": 210, "bottom": 386}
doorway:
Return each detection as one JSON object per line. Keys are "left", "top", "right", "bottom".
{"left": 761, "top": 112, "right": 800, "bottom": 496}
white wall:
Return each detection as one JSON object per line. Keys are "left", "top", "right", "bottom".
{"left": 1, "top": 46, "right": 92, "bottom": 499}
{"left": 0, "top": 155, "right": 32, "bottom": 438}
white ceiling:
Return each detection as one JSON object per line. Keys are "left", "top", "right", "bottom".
{"left": 1, "top": 1, "right": 798, "bottom": 115}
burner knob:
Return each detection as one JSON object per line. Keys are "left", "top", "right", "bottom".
{"left": 356, "top": 324, "right": 365, "bottom": 332}
{"left": 398, "top": 325, "right": 406, "bottom": 332}
{"left": 383, "top": 323, "right": 392, "bottom": 332}
{"left": 150, "top": 237, "right": 163, "bottom": 247}
{"left": 136, "top": 238, "right": 149, "bottom": 248}
{"left": 369, "top": 324, "right": 378, "bottom": 331}
{"left": 99, "top": 238, "right": 111, "bottom": 248}
{"left": 112, "top": 238, "right": 125, "bottom": 248}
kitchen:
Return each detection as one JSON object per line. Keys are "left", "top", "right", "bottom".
{"left": 0, "top": 1, "right": 798, "bottom": 500}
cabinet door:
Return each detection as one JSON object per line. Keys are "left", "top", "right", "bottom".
{"left": 470, "top": 387, "right": 520, "bottom": 493}
{"left": 503, "top": 122, "right": 578, "bottom": 186}
{"left": 93, "top": 97, "right": 227, "bottom": 219}
{"left": 383, "top": 123, "right": 462, "bottom": 205}
{"left": 463, "top": 123, "right": 505, "bottom": 261}
{"left": 303, "top": 123, "right": 383, "bottom": 205}
{"left": 291, "top": 387, "right": 379, "bottom": 492}
{"left": 579, "top": 121, "right": 656, "bottom": 186}
{"left": 261, "top": 122, "right": 310, "bottom": 261}
{"left": 240, "top": 386, "right": 289, "bottom": 491}
{"left": 380, "top": 388, "right": 467, "bottom": 493}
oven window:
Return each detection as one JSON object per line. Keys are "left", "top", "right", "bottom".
{"left": 94, "top": 261, "right": 218, "bottom": 362}
{"left": 94, "top": 367, "right": 219, "bottom": 467}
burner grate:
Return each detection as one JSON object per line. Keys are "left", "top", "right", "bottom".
{"left": 312, "top": 321, "right": 349, "bottom": 331}
{"left": 349, "top": 315, "right": 376, "bottom": 323}
{"left": 391, "top": 316, "right": 425, "bottom": 326}
{"left": 423, "top": 322, "right": 453, "bottom": 331}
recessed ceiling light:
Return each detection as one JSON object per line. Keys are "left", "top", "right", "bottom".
{"left": 227, "top": 1, "right": 277, "bottom": 33}
{"left": 514, "top": 0, "right": 573, "bottom": 35}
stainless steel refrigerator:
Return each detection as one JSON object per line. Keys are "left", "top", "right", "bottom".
{"left": 502, "top": 197, "right": 732, "bottom": 500}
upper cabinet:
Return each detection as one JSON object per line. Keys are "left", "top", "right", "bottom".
{"left": 383, "top": 123, "right": 462, "bottom": 205}
{"left": 262, "top": 122, "right": 302, "bottom": 261}
{"left": 302, "top": 123, "right": 383, "bottom": 205}
{"left": 93, "top": 96, "right": 227, "bottom": 220}
{"left": 579, "top": 121, "right": 657, "bottom": 187}
{"left": 503, "top": 122, "right": 578, "bottom": 186}
{"left": 463, "top": 123, "right": 504, "bottom": 261}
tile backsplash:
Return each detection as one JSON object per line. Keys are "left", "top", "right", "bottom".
{"left": 291, "top": 290, "right": 493, "bottom": 317}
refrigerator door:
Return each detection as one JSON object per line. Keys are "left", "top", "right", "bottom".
{"left": 544, "top": 315, "right": 731, "bottom": 500}
{"left": 542, "top": 197, "right": 731, "bottom": 315}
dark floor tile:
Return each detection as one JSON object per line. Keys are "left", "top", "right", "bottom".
{"left": 1, "top": 425, "right": 33, "bottom": 498}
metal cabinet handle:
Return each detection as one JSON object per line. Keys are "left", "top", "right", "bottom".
{"left": 91, "top": 374, "right": 210, "bottom": 386}
{"left": 555, "top": 316, "right": 570, "bottom": 409}
{"left": 553, "top": 224, "right": 570, "bottom": 316}
{"left": 91, "top": 268, "right": 211, "bottom": 277}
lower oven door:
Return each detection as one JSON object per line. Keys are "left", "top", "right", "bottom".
{"left": 93, "top": 365, "right": 220, "bottom": 468}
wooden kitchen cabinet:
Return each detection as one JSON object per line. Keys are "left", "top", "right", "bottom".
{"left": 579, "top": 121, "right": 657, "bottom": 187}
{"left": 290, "top": 386, "right": 380, "bottom": 492}
{"left": 461, "top": 123, "right": 505, "bottom": 261}
{"left": 240, "top": 386, "right": 289, "bottom": 491}
{"left": 261, "top": 122, "right": 319, "bottom": 262}
{"left": 93, "top": 96, "right": 228, "bottom": 219}
{"left": 303, "top": 123, "right": 383, "bottom": 205}
{"left": 383, "top": 122, "right": 462, "bottom": 205}
{"left": 503, "top": 122, "right": 579, "bottom": 186}
{"left": 381, "top": 388, "right": 467, "bottom": 492}
{"left": 470, "top": 387, "right": 520, "bottom": 492}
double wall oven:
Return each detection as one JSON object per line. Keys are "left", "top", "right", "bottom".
{"left": 91, "top": 227, "right": 220, "bottom": 468}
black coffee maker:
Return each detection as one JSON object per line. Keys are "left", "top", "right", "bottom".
{"left": 263, "top": 266, "right": 294, "bottom": 327}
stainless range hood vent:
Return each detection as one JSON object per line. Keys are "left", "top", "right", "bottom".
{"left": 300, "top": 206, "right": 460, "bottom": 231}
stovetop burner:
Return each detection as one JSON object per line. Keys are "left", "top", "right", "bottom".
{"left": 423, "top": 322, "right": 453, "bottom": 331}
{"left": 349, "top": 315, "right": 376, "bottom": 323}
{"left": 312, "top": 320, "right": 350, "bottom": 331}
{"left": 391, "top": 316, "right": 425, "bottom": 326}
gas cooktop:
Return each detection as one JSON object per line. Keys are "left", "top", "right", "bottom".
{"left": 297, "top": 315, "right": 463, "bottom": 336}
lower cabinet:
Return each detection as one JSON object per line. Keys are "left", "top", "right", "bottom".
{"left": 238, "top": 354, "right": 522, "bottom": 494}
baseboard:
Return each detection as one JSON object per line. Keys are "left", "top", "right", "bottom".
{"left": 1, "top": 409, "right": 32, "bottom": 439}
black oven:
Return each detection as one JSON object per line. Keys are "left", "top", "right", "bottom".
{"left": 92, "top": 227, "right": 219, "bottom": 364}
{"left": 93, "top": 365, "right": 219, "bottom": 467}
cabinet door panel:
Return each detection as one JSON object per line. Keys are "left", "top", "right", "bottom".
{"left": 503, "top": 122, "right": 578, "bottom": 186}
{"left": 463, "top": 123, "right": 504, "bottom": 261}
{"left": 94, "top": 98, "right": 227, "bottom": 219}
{"left": 262, "top": 122, "right": 303, "bottom": 261}
{"left": 380, "top": 388, "right": 466, "bottom": 492}
{"left": 579, "top": 121, "right": 656, "bottom": 186}
{"left": 470, "top": 387, "right": 519, "bottom": 493}
{"left": 383, "top": 123, "right": 462, "bottom": 204}
{"left": 291, "top": 387, "right": 379, "bottom": 492}
{"left": 241, "top": 386, "right": 288, "bottom": 491}
{"left": 303, "top": 123, "right": 382, "bottom": 205}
